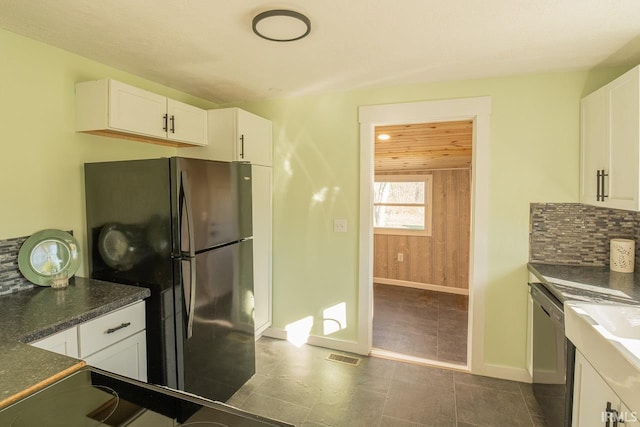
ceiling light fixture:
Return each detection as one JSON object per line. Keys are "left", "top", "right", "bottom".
{"left": 252, "top": 9, "right": 311, "bottom": 42}
{"left": 377, "top": 134, "right": 391, "bottom": 140}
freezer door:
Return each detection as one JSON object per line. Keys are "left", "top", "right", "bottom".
{"left": 174, "top": 158, "right": 248, "bottom": 252}
{"left": 175, "top": 240, "right": 255, "bottom": 402}
{"left": 85, "top": 159, "right": 173, "bottom": 284}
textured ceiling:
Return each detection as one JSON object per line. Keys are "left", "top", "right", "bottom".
{"left": 1, "top": 0, "right": 640, "bottom": 103}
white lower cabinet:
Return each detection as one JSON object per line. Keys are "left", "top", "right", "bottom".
{"left": 30, "top": 301, "right": 147, "bottom": 381}
{"left": 83, "top": 330, "right": 147, "bottom": 381}
{"left": 31, "top": 327, "right": 79, "bottom": 358}
{"left": 572, "top": 350, "right": 637, "bottom": 426}
{"left": 77, "top": 300, "right": 146, "bottom": 358}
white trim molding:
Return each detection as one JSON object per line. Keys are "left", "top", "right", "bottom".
{"left": 262, "top": 327, "right": 365, "bottom": 355}
{"left": 374, "top": 277, "right": 469, "bottom": 295}
{"left": 370, "top": 348, "right": 469, "bottom": 372}
{"left": 481, "top": 363, "right": 532, "bottom": 383}
{"left": 373, "top": 174, "right": 433, "bottom": 237}
{"left": 358, "top": 96, "right": 492, "bottom": 376}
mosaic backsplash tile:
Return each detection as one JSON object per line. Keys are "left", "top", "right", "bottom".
{"left": 530, "top": 203, "right": 640, "bottom": 268}
{"left": 0, "top": 231, "right": 76, "bottom": 296}
{"left": 0, "top": 235, "right": 35, "bottom": 295}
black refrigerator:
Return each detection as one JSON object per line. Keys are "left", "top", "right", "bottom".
{"left": 84, "top": 157, "right": 255, "bottom": 402}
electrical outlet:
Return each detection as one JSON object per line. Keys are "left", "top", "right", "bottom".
{"left": 333, "top": 219, "right": 347, "bottom": 233}
{"left": 397, "top": 253, "right": 404, "bottom": 262}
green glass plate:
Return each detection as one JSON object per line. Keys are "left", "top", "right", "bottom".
{"left": 18, "top": 229, "right": 81, "bottom": 286}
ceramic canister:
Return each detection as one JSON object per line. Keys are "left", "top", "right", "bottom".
{"left": 610, "top": 238, "right": 635, "bottom": 273}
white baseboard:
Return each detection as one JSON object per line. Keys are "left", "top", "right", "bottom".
{"left": 374, "top": 277, "right": 469, "bottom": 295}
{"left": 261, "top": 327, "right": 287, "bottom": 340}
{"left": 262, "top": 328, "right": 532, "bottom": 383}
{"left": 261, "top": 327, "right": 367, "bottom": 355}
{"left": 255, "top": 322, "right": 271, "bottom": 340}
{"left": 478, "top": 363, "right": 532, "bottom": 383}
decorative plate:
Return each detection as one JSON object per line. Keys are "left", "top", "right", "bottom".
{"left": 18, "top": 229, "right": 81, "bottom": 286}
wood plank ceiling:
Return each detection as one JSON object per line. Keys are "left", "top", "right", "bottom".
{"left": 374, "top": 120, "right": 473, "bottom": 174}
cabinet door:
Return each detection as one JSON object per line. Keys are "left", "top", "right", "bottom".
{"left": 252, "top": 165, "right": 273, "bottom": 335}
{"left": 30, "top": 328, "right": 79, "bottom": 358}
{"left": 237, "top": 109, "right": 273, "bottom": 166}
{"left": 580, "top": 87, "right": 608, "bottom": 206}
{"left": 573, "top": 351, "right": 620, "bottom": 427}
{"left": 167, "top": 99, "right": 207, "bottom": 146}
{"left": 607, "top": 70, "right": 640, "bottom": 210}
{"left": 108, "top": 80, "right": 167, "bottom": 139}
{"left": 620, "top": 402, "right": 638, "bottom": 424}
{"left": 84, "top": 330, "right": 147, "bottom": 381}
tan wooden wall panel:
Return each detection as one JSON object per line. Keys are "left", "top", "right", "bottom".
{"left": 409, "top": 237, "right": 426, "bottom": 283}
{"left": 455, "top": 170, "right": 471, "bottom": 287}
{"left": 373, "top": 169, "right": 471, "bottom": 290}
{"left": 373, "top": 234, "right": 388, "bottom": 277}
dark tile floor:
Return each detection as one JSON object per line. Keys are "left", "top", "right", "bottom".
{"left": 372, "top": 284, "right": 468, "bottom": 364}
{"left": 227, "top": 337, "right": 547, "bottom": 427}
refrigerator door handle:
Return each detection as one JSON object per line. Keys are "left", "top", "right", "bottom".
{"left": 184, "top": 257, "right": 197, "bottom": 339}
{"left": 180, "top": 170, "right": 197, "bottom": 339}
{"left": 180, "top": 171, "right": 196, "bottom": 257}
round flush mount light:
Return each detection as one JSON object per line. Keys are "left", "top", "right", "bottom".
{"left": 252, "top": 9, "right": 311, "bottom": 42}
{"left": 377, "top": 134, "right": 391, "bottom": 141}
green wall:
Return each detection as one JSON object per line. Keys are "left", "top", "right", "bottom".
{"left": 0, "top": 25, "right": 628, "bottom": 371}
{"left": 228, "top": 68, "right": 627, "bottom": 369}
{"left": 0, "top": 28, "right": 217, "bottom": 276}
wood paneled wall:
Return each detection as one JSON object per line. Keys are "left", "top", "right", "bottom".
{"left": 374, "top": 169, "right": 471, "bottom": 290}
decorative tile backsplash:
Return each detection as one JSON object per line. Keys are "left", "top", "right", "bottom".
{"left": 0, "top": 235, "right": 35, "bottom": 295}
{"left": 530, "top": 203, "right": 640, "bottom": 268}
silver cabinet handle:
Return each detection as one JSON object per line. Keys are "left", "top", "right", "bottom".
{"left": 105, "top": 322, "right": 131, "bottom": 334}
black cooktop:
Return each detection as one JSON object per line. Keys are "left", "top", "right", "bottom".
{"left": 0, "top": 367, "right": 291, "bottom": 426}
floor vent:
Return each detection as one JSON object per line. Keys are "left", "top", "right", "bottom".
{"left": 326, "top": 353, "right": 361, "bottom": 366}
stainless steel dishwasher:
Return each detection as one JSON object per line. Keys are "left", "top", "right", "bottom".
{"left": 530, "top": 282, "right": 576, "bottom": 427}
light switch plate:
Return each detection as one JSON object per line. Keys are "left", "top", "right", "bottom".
{"left": 334, "top": 219, "right": 347, "bottom": 233}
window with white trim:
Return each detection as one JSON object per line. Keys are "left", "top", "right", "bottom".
{"left": 373, "top": 174, "right": 432, "bottom": 236}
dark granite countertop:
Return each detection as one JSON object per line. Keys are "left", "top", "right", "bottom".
{"left": 0, "top": 276, "right": 149, "bottom": 408}
{"left": 528, "top": 262, "right": 640, "bottom": 305}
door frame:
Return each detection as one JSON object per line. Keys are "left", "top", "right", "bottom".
{"left": 357, "top": 96, "right": 492, "bottom": 374}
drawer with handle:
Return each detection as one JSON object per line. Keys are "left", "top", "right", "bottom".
{"left": 78, "top": 301, "right": 145, "bottom": 358}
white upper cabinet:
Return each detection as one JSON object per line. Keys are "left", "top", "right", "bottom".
{"left": 107, "top": 80, "right": 168, "bottom": 140}
{"left": 580, "top": 65, "right": 640, "bottom": 210}
{"left": 580, "top": 87, "right": 608, "bottom": 204}
{"left": 75, "top": 79, "right": 207, "bottom": 147}
{"left": 167, "top": 99, "right": 208, "bottom": 145}
{"left": 180, "top": 107, "right": 272, "bottom": 166}
{"left": 235, "top": 108, "right": 273, "bottom": 166}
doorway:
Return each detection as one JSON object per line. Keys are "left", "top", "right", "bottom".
{"left": 372, "top": 120, "right": 472, "bottom": 365}
{"left": 357, "top": 97, "right": 492, "bottom": 374}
